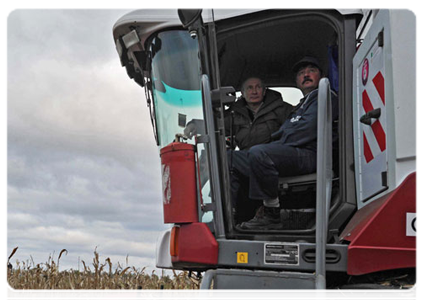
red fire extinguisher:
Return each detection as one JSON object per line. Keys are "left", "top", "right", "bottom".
{"left": 160, "top": 138, "right": 198, "bottom": 224}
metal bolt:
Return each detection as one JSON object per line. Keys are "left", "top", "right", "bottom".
{"left": 189, "top": 30, "right": 198, "bottom": 39}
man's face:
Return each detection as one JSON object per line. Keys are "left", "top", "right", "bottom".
{"left": 296, "top": 65, "right": 322, "bottom": 95}
{"left": 241, "top": 78, "right": 265, "bottom": 105}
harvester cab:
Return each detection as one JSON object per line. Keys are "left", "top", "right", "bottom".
{"left": 113, "top": 9, "right": 416, "bottom": 289}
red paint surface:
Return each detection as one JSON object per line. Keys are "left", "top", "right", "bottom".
{"left": 362, "top": 90, "right": 374, "bottom": 112}
{"left": 363, "top": 132, "right": 374, "bottom": 163}
{"left": 371, "top": 120, "right": 386, "bottom": 152}
{"left": 160, "top": 142, "right": 198, "bottom": 224}
{"left": 340, "top": 173, "right": 416, "bottom": 275}
{"left": 171, "top": 223, "right": 218, "bottom": 265}
{"left": 372, "top": 71, "right": 386, "bottom": 105}
{"left": 361, "top": 85, "right": 386, "bottom": 157}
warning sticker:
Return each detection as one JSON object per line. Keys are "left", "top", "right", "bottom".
{"left": 264, "top": 243, "right": 299, "bottom": 266}
{"left": 236, "top": 252, "right": 248, "bottom": 264}
{"left": 362, "top": 58, "right": 369, "bottom": 86}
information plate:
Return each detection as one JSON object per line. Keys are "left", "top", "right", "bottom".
{"left": 264, "top": 243, "right": 299, "bottom": 266}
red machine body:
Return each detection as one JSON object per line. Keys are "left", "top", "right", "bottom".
{"left": 171, "top": 223, "right": 219, "bottom": 266}
{"left": 113, "top": 8, "right": 416, "bottom": 289}
{"left": 340, "top": 172, "right": 416, "bottom": 275}
{"left": 160, "top": 142, "right": 198, "bottom": 224}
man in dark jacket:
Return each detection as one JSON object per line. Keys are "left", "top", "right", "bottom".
{"left": 239, "top": 56, "right": 339, "bottom": 229}
{"left": 226, "top": 77, "right": 293, "bottom": 149}
{"left": 226, "top": 77, "right": 293, "bottom": 222}
{"left": 184, "top": 77, "right": 293, "bottom": 222}
{"left": 184, "top": 77, "right": 292, "bottom": 148}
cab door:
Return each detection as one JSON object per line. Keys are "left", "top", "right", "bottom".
{"left": 353, "top": 10, "right": 390, "bottom": 208}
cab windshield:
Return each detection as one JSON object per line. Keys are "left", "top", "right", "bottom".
{"left": 149, "top": 30, "right": 212, "bottom": 223}
{"left": 149, "top": 30, "right": 203, "bottom": 148}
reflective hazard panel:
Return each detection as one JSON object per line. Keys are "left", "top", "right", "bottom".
{"left": 353, "top": 13, "right": 391, "bottom": 208}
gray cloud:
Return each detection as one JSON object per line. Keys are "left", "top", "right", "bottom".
{"left": 7, "top": 9, "right": 169, "bottom": 273}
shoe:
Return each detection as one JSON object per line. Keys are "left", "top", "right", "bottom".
{"left": 234, "top": 206, "right": 262, "bottom": 228}
{"left": 234, "top": 205, "right": 263, "bottom": 226}
{"left": 253, "top": 205, "right": 264, "bottom": 218}
{"left": 239, "top": 206, "right": 282, "bottom": 230}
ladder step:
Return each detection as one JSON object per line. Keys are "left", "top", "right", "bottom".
{"left": 201, "top": 269, "right": 317, "bottom": 289}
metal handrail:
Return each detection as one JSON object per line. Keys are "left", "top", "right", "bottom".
{"left": 315, "top": 78, "right": 333, "bottom": 289}
{"left": 201, "top": 74, "right": 226, "bottom": 238}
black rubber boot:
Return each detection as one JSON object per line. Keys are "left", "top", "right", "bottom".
{"left": 239, "top": 206, "right": 282, "bottom": 230}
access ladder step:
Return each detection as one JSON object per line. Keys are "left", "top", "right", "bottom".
{"left": 200, "top": 268, "right": 317, "bottom": 289}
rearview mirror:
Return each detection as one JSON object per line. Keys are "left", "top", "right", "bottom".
{"left": 177, "top": 9, "right": 203, "bottom": 28}
{"left": 177, "top": 9, "right": 203, "bottom": 38}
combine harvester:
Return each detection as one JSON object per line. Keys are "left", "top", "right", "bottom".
{"left": 112, "top": 9, "right": 416, "bottom": 289}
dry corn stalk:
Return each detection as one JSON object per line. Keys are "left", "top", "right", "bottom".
{"left": 7, "top": 247, "right": 201, "bottom": 289}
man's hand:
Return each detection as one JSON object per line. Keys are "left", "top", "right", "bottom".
{"left": 184, "top": 119, "right": 205, "bottom": 139}
{"left": 184, "top": 122, "right": 198, "bottom": 139}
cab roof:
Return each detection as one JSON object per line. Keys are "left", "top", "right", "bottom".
{"left": 113, "top": 9, "right": 364, "bottom": 89}
{"left": 113, "top": 9, "right": 364, "bottom": 50}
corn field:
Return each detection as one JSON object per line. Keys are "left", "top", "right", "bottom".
{"left": 7, "top": 247, "right": 201, "bottom": 289}
{"left": 8, "top": 246, "right": 416, "bottom": 290}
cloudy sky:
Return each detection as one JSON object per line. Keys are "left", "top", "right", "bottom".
{"left": 7, "top": 9, "right": 169, "bottom": 273}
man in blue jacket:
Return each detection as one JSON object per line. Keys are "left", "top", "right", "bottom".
{"left": 239, "top": 56, "right": 338, "bottom": 230}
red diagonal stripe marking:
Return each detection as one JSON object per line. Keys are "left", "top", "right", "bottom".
{"left": 362, "top": 90, "right": 374, "bottom": 113}
{"left": 363, "top": 132, "right": 374, "bottom": 163}
{"left": 371, "top": 120, "right": 386, "bottom": 152}
{"left": 362, "top": 89, "right": 386, "bottom": 153}
{"left": 372, "top": 72, "right": 385, "bottom": 105}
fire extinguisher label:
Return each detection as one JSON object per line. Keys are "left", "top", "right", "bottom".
{"left": 406, "top": 213, "right": 416, "bottom": 237}
{"left": 161, "top": 164, "right": 171, "bottom": 204}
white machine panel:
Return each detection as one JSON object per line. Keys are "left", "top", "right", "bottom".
{"left": 356, "top": 38, "right": 388, "bottom": 202}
